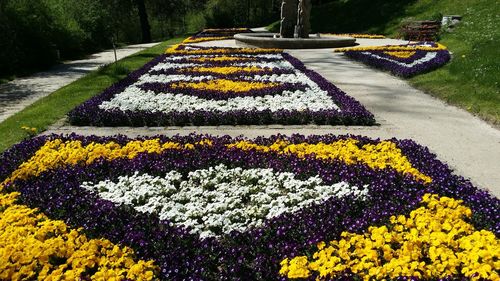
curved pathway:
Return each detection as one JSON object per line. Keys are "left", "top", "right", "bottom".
{"left": 45, "top": 38, "right": 500, "bottom": 197}
{"left": 0, "top": 43, "right": 159, "bottom": 123}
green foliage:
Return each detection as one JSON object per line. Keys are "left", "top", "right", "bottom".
{"left": 0, "top": 37, "right": 185, "bottom": 153}
{"left": 0, "top": 0, "right": 188, "bottom": 79}
{"left": 204, "top": 0, "right": 280, "bottom": 28}
{"left": 186, "top": 12, "right": 208, "bottom": 33}
{"left": 308, "top": 0, "right": 418, "bottom": 33}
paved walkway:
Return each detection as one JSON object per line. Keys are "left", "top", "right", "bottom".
{"left": 0, "top": 43, "right": 159, "bottom": 123}
{"left": 45, "top": 38, "right": 500, "bottom": 197}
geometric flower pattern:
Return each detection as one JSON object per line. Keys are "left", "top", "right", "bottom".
{"left": 1, "top": 134, "right": 498, "bottom": 280}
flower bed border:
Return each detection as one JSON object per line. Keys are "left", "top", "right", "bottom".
{"left": 68, "top": 51, "right": 375, "bottom": 127}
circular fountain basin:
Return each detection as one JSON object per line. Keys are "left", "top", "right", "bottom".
{"left": 234, "top": 32, "right": 356, "bottom": 49}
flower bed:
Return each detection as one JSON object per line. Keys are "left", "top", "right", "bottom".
{"left": 183, "top": 28, "right": 253, "bottom": 44}
{"left": 1, "top": 134, "right": 498, "bottom": 280}
{"left": 68, "top": 44, "right": 375, "bottom": 126}
{"left": 336, "top": 42, "right": 451, "bottom": 77}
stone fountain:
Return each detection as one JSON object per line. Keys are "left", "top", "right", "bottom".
{"left": 234, "top": 0, "right": 356, "bottom": 49}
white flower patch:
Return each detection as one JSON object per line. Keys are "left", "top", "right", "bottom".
{"left": 165, "top": 54, "right": 283, "bottom": 61}
{"left": 81, "top": 164, "right": 368, "bottom": 238}
{"left": 361, "top": 51, "right": 438, "bottom": 68}
{"left": 98, "top": 85, "right": 340, "bottom": 113}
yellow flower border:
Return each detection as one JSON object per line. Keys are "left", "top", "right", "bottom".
{"left": 165, "top": 44, "right": 282, "bottom": 55}
{"left": 334, "top": 43, "right": 448, "bottom": 53}
{"left": 227, "top": 139, "right": 432, "bottom": 183}
{"left": 182, "top": 36, "right": 232, "bottom": 44}
{"left": 279, "top": 194, "right": 500, "bottom": 280}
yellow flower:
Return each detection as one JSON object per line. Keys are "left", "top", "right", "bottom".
{"left": 334, "top": 43, "right": 447, "bottom": 53}
{"left": 171, "top": 79, "right": 279, "bottom": 93}
{"left": 182, "top": 36, "right": 232, "bottom": 44}
{"left": 278, "top": 194, "right": 500, "bottom": 280}
{"left": 0, "top": 192, "right": 158, "bottom": 280}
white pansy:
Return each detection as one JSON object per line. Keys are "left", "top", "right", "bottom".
{"left": 81, "top": 164, "right": 368, "bottom": 238}
{"left": 151, "top": 60, "right": 293, "bottom": 72}
{"left": 165, "top": 54, "right": 283, "bottom": 60}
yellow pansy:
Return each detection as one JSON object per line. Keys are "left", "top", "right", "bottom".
{"left": 188, "top": 56, "right": 256, "bottom": 62}
{"left": 384, "top": 51, "right": 417, "bottom": 58}
{"left": 279, "top": 194, "right": 499, "bottom": 280}
{"left": 0, "top": 192, "right": 157, "bottom": 281}
{"left": 171, "top": 79, "right": 280, "bottom": 93}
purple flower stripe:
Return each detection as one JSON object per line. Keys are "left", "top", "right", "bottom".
{"left": 148, "top": 67, "right": 294, "bottom": 77}
{"left": 137, "top": 81, "right": 308, "bottom": 101}
{"left": 71, "top": 107, "right": 374, "bottom": 127}
{"left": 160, "top": 56, "right": 283, "bottom": 65}
{"left": 0, "top": 136, "right": 48, "bottom": 181}
{"left": 344, "top": 49, "right": 451, "bottom": 78}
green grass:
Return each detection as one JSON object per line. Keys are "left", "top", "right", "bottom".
{"left": 269, "top": 0, "right": 499, "bottom": 124}
{"left": 0, "top": 37, "right": 185, "bottom": 153}
{"left": 402, "top": 0, "right": 500, "bottom": 124}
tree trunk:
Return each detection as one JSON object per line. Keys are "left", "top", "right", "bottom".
{"left": 135, "top": 0, "right": 152, "bottom": 43}
{"left": 280, "top": 0, "right": 298, "bottom": 38}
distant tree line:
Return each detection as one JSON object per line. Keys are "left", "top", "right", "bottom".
{"left": 0, "top": 0, "right": 285, "bottom": 77}
{"left": 0, "top": 0, "right": 188, "bottom": 77}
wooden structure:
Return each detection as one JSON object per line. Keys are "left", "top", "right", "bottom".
{"left": 400, "top": 20, "right": 441, "bottom": 41}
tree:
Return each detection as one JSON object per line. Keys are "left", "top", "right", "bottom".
{"left": 135, "top": 0, "right": 151, "bottom": 43}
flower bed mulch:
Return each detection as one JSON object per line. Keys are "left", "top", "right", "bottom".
{"left": 0, "top": 134, "right": 498, "bottom": 280}
{"left": 337, "top": 42, "right": 451, "bottom": 77}
{"left": 68, "top": 44, "right": 375, "bottom": 127}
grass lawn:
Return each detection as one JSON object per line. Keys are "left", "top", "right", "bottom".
{"left": 268, "top": 0, "right": 499, "bottom": 124}
{"left": 0, "top": 37, "right": 185, "bottom": 153}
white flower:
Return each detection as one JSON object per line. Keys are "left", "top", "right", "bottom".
{"left": 360, "top": 51, "right": 438, "bottom": 68}
{"left": 82, "top": 164, "right": 368, "bottom": 238}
